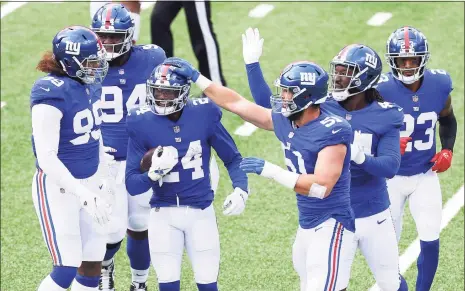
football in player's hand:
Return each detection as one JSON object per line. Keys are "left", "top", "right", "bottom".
{"left": 140, "top": 147, "right": 162, "bottom": 172}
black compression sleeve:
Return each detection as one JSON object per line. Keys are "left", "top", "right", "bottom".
{"left": 438, "top": 109, "right": 457, "bottom": 152}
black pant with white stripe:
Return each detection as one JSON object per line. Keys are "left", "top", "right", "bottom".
{"left": 150, "top": 0, "right": 226, "bottom": 86}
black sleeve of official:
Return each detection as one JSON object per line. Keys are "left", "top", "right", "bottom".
{"left": 438, "top": 108, "right": 457, "bottom": 152}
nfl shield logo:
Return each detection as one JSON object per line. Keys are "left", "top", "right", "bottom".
{"left": 173, "top": 126, "right": 180, "bottom": 133}
{"left": 412, "top": 95, "right": 419, "bottom": 102}
{"left": 86, "top": 88, "right": 90, "bottom": 95}
{"left": 119, "top": 69, "right": 125, "bottom": 75}
{"left": 345, "top": 114, "right": 352, "bottom": 120}
{"left": 120, "top": 79, "right": 126, "bottom": 85}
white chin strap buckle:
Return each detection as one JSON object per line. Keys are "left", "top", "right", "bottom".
{"left": 331, "top": 90, "right": 349, "bottom": 102}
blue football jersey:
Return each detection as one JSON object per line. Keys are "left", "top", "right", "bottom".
{"left": 323, "top": 100, "right": 403, "bottom": 218}
{"left": 377, "top": 69, "right": 453, "bottom": 176}
{"left": 30, "top": 74, "right": 103, "bottom": 179}
{"left": 125, "top": 98, "right": 248, "bottom": 209}
{"left": 99, "top": 45, "right": 166, "bottom": 160}
{"left": 272, "top": 107, "right": 355, "bottom": 231}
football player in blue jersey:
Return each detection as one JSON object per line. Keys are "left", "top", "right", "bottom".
{"left": 377, "top": 26, "right": 457, "bottom": 291}
{"left": 327, "top": 44, "right": 409, "bottom": 291}
{"left": 30, "top": 26, "right": 114, "bottom": 291}
{"left": 241, "top": 28, "right": 408, "bottom": 291}
{"left": 91, "top": 4, "right": 167, "bottom": 290}
{"left": 164, "top": 56, "right": 356, "bottom": 291}
{"left": 124, "top": 63, "right": 249, "bottom": 291}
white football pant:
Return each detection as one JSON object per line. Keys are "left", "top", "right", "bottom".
{"left": 31, "top": 168, "right": 107, "bottom": 267}
{"left": 148, "top": 204, "right": 220, "bottom": 284}
{"left": 107, "top": 160, "right": 152, "bottom": 244}
{"left": 355, "top": 209, "right": 401, "bottom": 291}
{"left": 292, "top": 218, "right": 357, "bottom": 291}
{"left": 387, "top": 169, "right": 442, "bottom": 242}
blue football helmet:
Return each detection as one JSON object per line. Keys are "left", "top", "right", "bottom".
{"left": 146, "top": 64, "right": 191, "bottom": 115}
{"left": 52, "top": 26, "right": 108, "bottom": 84}
{"left": 385, "top": 26, "right": 430, "bottom": 84}
{"left": 91, "top": 3, "right": 134, "bottom": 61}
{"left": 329, "top": 44, "right": 382, "bottom": 101}
{"left": 270, "top": 61, "right": 329, "bottom": 117}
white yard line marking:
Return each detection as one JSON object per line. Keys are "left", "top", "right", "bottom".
{"left": 234, "top": 122, "right": 258, "bottom": 137}
{"left": 1, "top": 102, "right": 6, "bottom": 109}
{"left": 368, "top": 185, "right": 465, "bottom": 291}
{"left": 248, "top": 4, "right": 274, "bottom": 19}
{"left": 1, "top": 2, "right": 27, "bottom": 19}
{"left": 366, "top": 12, "right": 393, "bottom": 27}
{"left": 141, "top": 1, "right": 156, "bottom": 11}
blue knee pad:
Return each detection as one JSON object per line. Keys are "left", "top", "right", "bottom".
{"left": 50, "top": 266, "right": 78, "bottom": 289}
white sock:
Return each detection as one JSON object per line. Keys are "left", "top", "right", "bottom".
{"left": 129, "top": 12, "right": 141, "bottom": 42}
{"left": 38, "top": 275, "right": 67, "bottom": 291}
{"left": 102, "top": 258, "right": 113, "bottom": 267}
{"left": 131, "top": 268, "right": 149, "bottom": 283}
{"left": 70, "top": 279, "right": 97, "bottom": 291}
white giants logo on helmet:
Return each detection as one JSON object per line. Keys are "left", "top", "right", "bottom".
{"left": 300, "top": 72, "right": 316, "bottom": 85}
{"left": 65, "top": 41, "right": 81, "bottom": 55}
{"left": 365, "top": 53, "right": 378, "bottom": 69}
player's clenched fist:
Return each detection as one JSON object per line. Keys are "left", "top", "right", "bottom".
{"left": 223, "top": 187, "right": 249, "bottom": 216}
{"left": 400, "top": 137, "right": 412, "bottom": 156}
{"left": 430, "top": 149, "right": 453, "bottom": 173}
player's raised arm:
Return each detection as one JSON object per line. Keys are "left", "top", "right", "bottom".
{"left": 163, "top": 57, "right": 274, "bottom": 131}
{"left": 242, "top": 27, "right": 273, "bottom": 109}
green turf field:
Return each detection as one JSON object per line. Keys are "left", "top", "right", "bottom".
{"left": 1, "top": 2, "right": 463, "bottom": 290}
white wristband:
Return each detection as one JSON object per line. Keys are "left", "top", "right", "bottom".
{"left": 260, "top": 161, "right": 299, "bottom": 190}
{"left": 130, "top": 12, "right": 141, "bottom": 42}
{"left": 195, "top": 75, "right": 213, "bottom": 91}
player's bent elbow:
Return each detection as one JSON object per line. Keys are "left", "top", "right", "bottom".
{"left": 125, "top": 179, "right": 151, "bottom": 196}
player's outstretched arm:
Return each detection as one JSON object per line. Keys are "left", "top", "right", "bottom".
{"left": 164, "top": 57, "right": 274, "bottom": 131}
{"left": 240, "top": 144, "right": 347, "bottom": 198}
{"left": 203, "top": 82, "right": 273, "bottom": 131}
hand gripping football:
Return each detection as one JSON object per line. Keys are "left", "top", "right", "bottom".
{"left": 140, "top": 147, "right": 161, "bottom": 172}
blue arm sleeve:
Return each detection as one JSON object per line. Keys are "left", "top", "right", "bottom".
{"left": 246, "top": 62, "right": 272, "bottom": 109}
{"left": 125, "top": 131, "right": 153, "bottom": 196}
{"left": 208, "top": 122, "right": 248, "bottom": 192}
{"left": 361, "top": 127, "right": 401, "bottom": 179}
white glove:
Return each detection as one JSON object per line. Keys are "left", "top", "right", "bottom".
{"left": 350, "top": 144, "right": 366, "bottom": 164}
{"left": 223, "top": 187, "right": 249, "bottom": 216}
{"left": 102, "top": 146, "right": 116, "bottom": 166}
{"left": 148, "top": 146, "right": 178, "bottom": 184}
{"left": 76, "top": 185, "right": 111, "bottom": 226}
{"left": 242, "top": 27, "right": 264, "bottom": 64}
